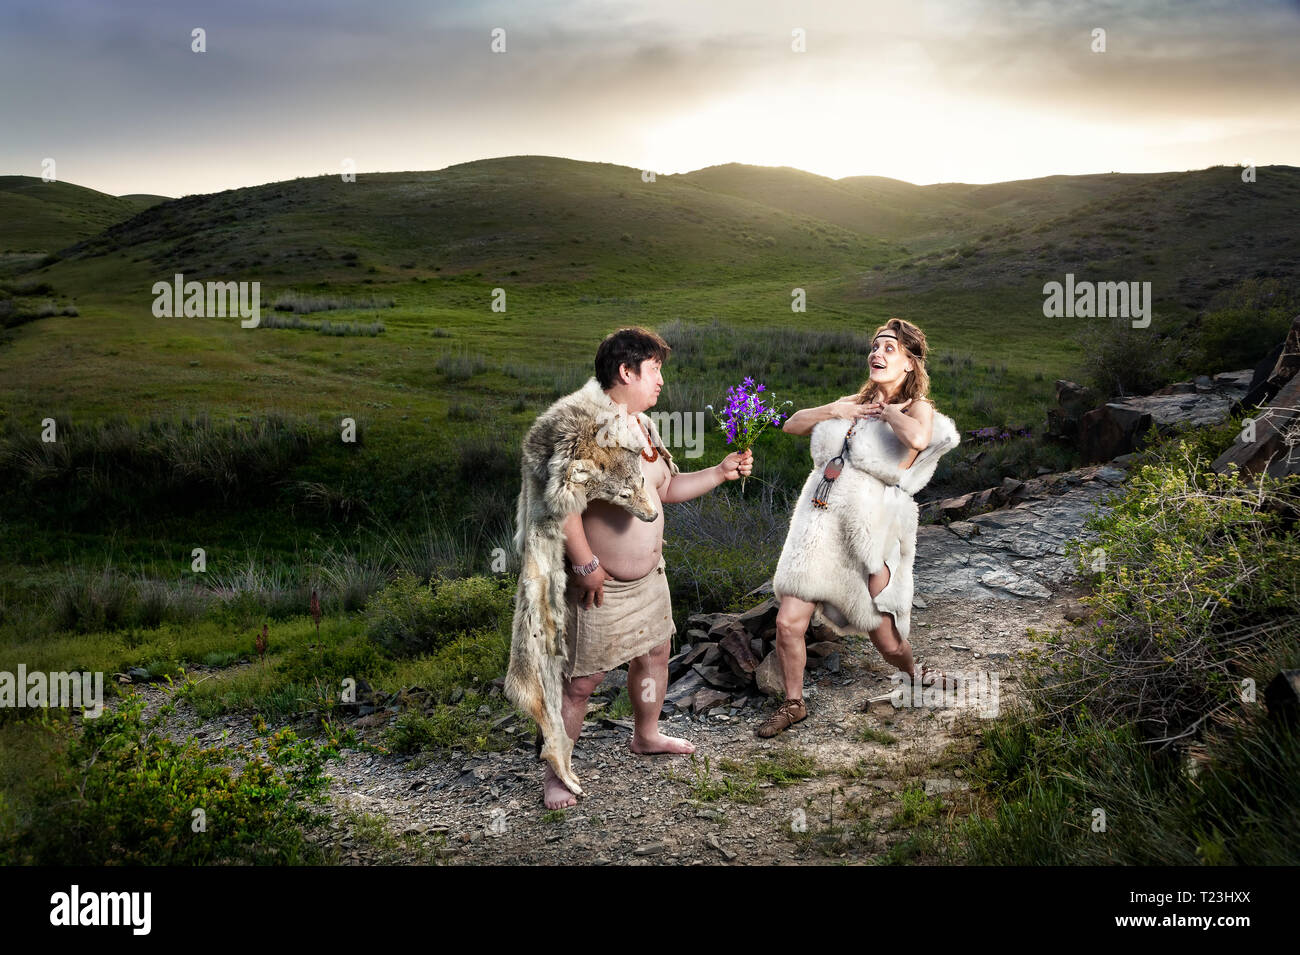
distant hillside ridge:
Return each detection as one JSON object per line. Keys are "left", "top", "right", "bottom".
{"left": 0, "top": 176, "right": 169, "bottom": 253}
{"left": 11, "top": 157, "right": 1298, "bottom": 312}
{"left": 859, "top": 163, "right": 1300, "bottom": 312}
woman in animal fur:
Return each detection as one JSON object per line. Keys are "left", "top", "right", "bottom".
{"left": 761, "top": 317, "right": 962, "bottom": 738}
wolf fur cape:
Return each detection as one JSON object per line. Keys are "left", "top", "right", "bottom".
{"left": 772, "top": 406, "right": 960, "bottom": 644}
{"left": 506, "top": 377, "right": 677, "bottom": 796}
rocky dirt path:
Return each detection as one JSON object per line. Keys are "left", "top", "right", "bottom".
{"left": 131, "top": 583, "right": 1092, "bottom": 865}
{"left": 317, "top": 586, "right": 1090, "bottom": 865}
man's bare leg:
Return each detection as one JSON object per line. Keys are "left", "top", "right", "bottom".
{"left": 627, "top": 638, "right": 695, "bottom": 755}
{"left": 542, "top": 670, "right": 604, "bottom": 809}
{"left": 866, "top": 564, "right": 916, "bottom": 677}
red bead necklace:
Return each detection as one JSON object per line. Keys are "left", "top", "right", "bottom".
{"left": 634, "top": 417, "right": 659, "bottom": 463}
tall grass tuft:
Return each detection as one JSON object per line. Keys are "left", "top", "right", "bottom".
{"left": 272, "top": 291, "right": 394, "bottom": 313}
{"left": 0, "top": 414, "right": 315, "bottom": 512}
{"left": 51, "top": 567, "right": 137, "bottom": 633}
{"left": 435, "top": 349, "right": 489, "bottom": 380}
{"left": 318, "top": 549, "right": 390, "bottom": 614}
{"left": 260, "top": 312, "right": 384, "bottom": 335}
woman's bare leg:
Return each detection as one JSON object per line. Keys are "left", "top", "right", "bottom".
{"left": 866, "top": 563, "right": 916, "bottom": 678}
{"left": 774, "top": 594, "right": 817, "bottom": 699}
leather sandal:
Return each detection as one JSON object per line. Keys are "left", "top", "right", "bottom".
{"left": 915, "top": 665, "right": 961, "bottom": 691}
{"left": 756, "top": 698, "right": 807, "bottom": 738}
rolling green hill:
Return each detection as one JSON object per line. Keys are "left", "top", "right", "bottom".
{"left": 679, "top": 165, "right": 1163, "bottom": 253}
{"left": 49, "top": 156, "right": 892, "bottom": 295}
{"left": 673, "top": 163, "right": 936, "bottom": 241}
{"left": 853, "top": 171, "right": 1165, "bottom": 251}
{"left": 861, "top": 164, "right": 1300, "bottom": 312}
{"left": 15, "top": 157, "right": 1294, "bottom": 321}
{"left": 0, "top": 177, "right": 170, "bottom": 254}
{"left": 119, "top": 193, "right": 173, "bottom": 212}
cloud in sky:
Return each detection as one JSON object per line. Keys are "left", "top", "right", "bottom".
{"left": 1, "top": 0, "right": 1296, "bottom": 196}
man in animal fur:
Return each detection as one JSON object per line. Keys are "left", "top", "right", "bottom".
{"left": 533, "top": 327, "right": 752, "bottom": 809}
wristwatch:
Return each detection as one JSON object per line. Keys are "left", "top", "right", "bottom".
{"left": 572, "top": 555, "right": 600, "bottom": 576}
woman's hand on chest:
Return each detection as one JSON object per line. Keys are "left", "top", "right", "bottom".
{"left": 867, "top": 398, "right": 933, "bottom": 451}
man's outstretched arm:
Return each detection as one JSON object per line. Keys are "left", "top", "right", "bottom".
{"left": 659, "top": 450, "right": 752, "bottom": 504}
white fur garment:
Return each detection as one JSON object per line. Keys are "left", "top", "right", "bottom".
{"left": 772, "top": 407, "right": 960, "bottom": 642}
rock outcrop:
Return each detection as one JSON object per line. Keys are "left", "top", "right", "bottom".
{"left": 1237, "top": 314, "right": 1300, "bottom": 413}
{"left": 1044, "top": 379, "right": 1100, "bottom": 444}
{"left": 1212, "top": 314, "right": 1300, "bottom": 479}
{"left": 1062, "top": 370, "right": 1253, "bottom": 463}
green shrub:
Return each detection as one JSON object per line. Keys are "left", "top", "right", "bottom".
{"left": 365, "top": 573, "right": 511, "bottom": 656}
{"left": 0, "top": 695, "right": 344, "bottom": 864}
{"left": 892, "top": 785, "right": 941, "bottom": 829}
{"left": 1193, "top": 277, "right": 1297, "bottom": 371}
{"left": 385, "top": 696, "right": 512, "bottom": 754}
{"left": 384, "top": 627, "right": 510, "bottom": 702}
{"left": 276, "top": 633, "right": 393, "bottom": 691}
{"left": 1195, "top": 306, "right": 1293, "bottom": 371}
{"left": 430, "top": 575, "right": 512, "bottom": 632}
{"left": 1039, "top": 435, "right": 1300, "bottom": 739}
{"left": 1070, "top": 315, "right": 1195, "bottom": 399}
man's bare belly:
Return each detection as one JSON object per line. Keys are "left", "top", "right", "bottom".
{"left": 581, "top": 451, "right": 669, "bottom": 581}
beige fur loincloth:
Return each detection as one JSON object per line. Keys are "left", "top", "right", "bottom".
{"left": 563, "top": 554, "right": 676, "bottom": 677}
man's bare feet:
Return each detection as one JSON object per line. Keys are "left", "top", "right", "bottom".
{"left": 629, "top": 731, "right": 696, "bottom": 755}
{"left": 542, "top": 763, "right": 578, "bottom": 809}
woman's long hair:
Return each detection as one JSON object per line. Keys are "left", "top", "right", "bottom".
{"left": 851, "top": 317, "right": 933, "bottom": 407}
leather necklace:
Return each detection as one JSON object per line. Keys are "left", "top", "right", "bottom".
{"left": 811, "top": 422, "right": 856, "bottom": 508}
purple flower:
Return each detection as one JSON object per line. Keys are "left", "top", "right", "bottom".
{"left": 707, "top": 376, "right": 792, "bottom": 485}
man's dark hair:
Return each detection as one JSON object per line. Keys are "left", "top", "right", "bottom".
{"left": 594, "top": 326, "right": 671, "bottom": 389}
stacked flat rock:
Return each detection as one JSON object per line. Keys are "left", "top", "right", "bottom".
{"left": 662, "top": 585, "right": 845, "bottom": 715}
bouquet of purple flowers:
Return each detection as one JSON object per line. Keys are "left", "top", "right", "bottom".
{"left": 706, "top": 377, "right": 792, "bottom": 494}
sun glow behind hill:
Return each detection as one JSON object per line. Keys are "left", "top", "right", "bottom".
{"left": 639, "top": 80, "right": 1206, "bottom": 186}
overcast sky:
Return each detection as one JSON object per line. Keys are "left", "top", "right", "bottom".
{"left": 2, "top": 0, "right": 1297, "bottom": 197}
